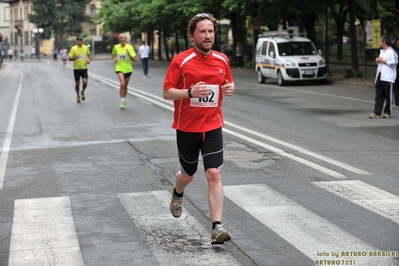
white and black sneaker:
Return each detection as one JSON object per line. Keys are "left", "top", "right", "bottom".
{"left": 170, "top": 191, "right": 183, "bottom": 218}
{"left": 211, "top": 224, "right": 231, "bottom": 245}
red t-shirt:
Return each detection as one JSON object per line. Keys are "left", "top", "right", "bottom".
{"left": 163, "top": 48, "right": 233, "bottom": 132}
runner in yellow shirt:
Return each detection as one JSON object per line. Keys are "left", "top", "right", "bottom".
{"left": 112, "top": 33, "right": 136, "bottom": 109}
{"left": 69, "top": 36, "right": 92, "bottom": 103}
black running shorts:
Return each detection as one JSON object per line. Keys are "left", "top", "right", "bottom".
{"left": 176, "top": 128, "right": 224, "bottom": 176}
{"left": 73, "top": 69, "right": 88, "bottom": 82}
{"left": 116, "top": 71, "right": 132, "bottom": 78}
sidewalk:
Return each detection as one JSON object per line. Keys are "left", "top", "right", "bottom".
{"left": 327, "top": 63, "right": 376, "bottom": 86}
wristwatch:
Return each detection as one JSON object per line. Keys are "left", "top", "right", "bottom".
{"left": 188, "top": 88, "right": 193, "bottom": 98}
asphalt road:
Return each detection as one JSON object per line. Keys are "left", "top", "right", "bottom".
{"left": 0, "top": 58, "right": 398, "bottom": 266}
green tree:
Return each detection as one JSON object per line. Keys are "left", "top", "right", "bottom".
{"left": 94, "top": 0, "right": 140, "bottom": 34}
{"left": 28, "top": 0, "right": 91, "bottom": 40}
{"left": 376, "top": 0, "right": 399, "bottom": 37}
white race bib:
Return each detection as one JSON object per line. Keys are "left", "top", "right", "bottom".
{"left": 190, "top": 84, "right": 219, "bottom": 107}
{"left": 118, "top": 54, "right": 127, "bottom": 60}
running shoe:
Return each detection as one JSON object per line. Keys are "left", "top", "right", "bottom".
{"left": 170, "top": 192, "right": 183, "bottom": 218}
{"left": 369, "top": 113, "right": 379, "bottom": 119}
{"left": 120, "top": 101, "right": 126, "bottom": 109}
{"left": 77, "top": 95, "right": 81, "bottom": 103}
{"left": 211, "top": 224, "right": 231, "bottom": 245}
{"left": 81, "top": 91, "right": 85, "bottom": 101}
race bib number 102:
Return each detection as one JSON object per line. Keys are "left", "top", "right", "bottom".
{"left": 190, "top": 84, "right": 219, "bottom": 107}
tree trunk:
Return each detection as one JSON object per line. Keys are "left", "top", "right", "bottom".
{"left": 336, "top": 21, "right": 345, "bottom": 62}
{"left": 301, "top": 13, "right": 317, "bottom": 42}
{"left": 230, "top": 12, "right": 247, "bottom": 51}
{"left": 157, "top": 29, "right": 162, "bottom": 60}
{"left": 349, "top": 0, "right": 359, "bottom": 77}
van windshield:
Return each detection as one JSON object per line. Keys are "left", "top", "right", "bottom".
{"left": 277, "top": 42, "right": 318, "bottom": 56}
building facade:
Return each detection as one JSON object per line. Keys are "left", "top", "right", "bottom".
{"left": 0, "top": 0, "right": 11, "bottom": 50}
{"left": 3, "top": 0, "right": 101, "bottom": 54}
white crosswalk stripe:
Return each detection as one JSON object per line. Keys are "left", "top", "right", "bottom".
{"left": 8, "top": 197, "right": 84, "bottom": 266}
{"left": 117, "top": 190, "right": 241, "bottom": 266}
{"left": 224, "top": 184, "right": 399, "bottom": 266}
{"left": 313, "top": 180, "right": 399, "bottom": 225}
{"left": 6, "top": 184, "right": 398, "bottom": 265}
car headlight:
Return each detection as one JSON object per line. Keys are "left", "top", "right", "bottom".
{"left": 319, "top": 59, "right": 326, "bottom": 66}
{"left": 285, "top": 60, "right": 296, "bottom": 67}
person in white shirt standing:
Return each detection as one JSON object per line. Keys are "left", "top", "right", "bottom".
{"left": 138, "top": 40, "right": 150, "bottom": 78}
{"left": 369, "top": 35, "right": 398, "bottom": 119}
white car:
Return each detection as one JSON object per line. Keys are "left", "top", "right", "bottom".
{"left": 255, "top": 32, "right": 327, "bottom": 86}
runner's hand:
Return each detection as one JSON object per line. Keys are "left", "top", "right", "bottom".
{"left": 222, "top": 79, "right": 234, "bottom": 96}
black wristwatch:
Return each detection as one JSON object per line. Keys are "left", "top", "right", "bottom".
{"left": 188, "top": 88, "right": 193, "bottom": 98}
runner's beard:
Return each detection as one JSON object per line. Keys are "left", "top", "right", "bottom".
{"left": 195, "top": 41, "right": 213, "bottom": 54}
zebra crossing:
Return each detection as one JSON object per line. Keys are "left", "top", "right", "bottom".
{"left": 5, "top": 181, "right": 399, "bottom": 266}
{"left": 8, "top": 197, "right": 84, "bottom": 266}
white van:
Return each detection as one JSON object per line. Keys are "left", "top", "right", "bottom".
{"left": 255, "top": 31, "right": 327, "bottom": 86}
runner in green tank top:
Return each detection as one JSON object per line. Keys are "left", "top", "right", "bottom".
{"left": 112, "top": 33, "right": 137, "bottom": 109}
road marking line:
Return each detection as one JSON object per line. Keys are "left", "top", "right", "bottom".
{"left": 118, "top": 190, "right": 241, "bottom": 266}
{"left": 225, "top": 121, "right": 370, "bottom": 175}
{"left": 223, "top": 127, "right": 346, "bottom": 179}
{"left": 0, "top": 65, "right": 23, "bottom": 189}
{"left": 313, "top": 180, "right": 399, "bottom": 225}
{"left": 224, "top": 184, "right": 398, "bottom": 265}
{"left": 8, "top": 197, "right": 84, "bottom": 266}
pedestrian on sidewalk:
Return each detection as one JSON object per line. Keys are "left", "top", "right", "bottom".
{"left": 69, "top": 36, "right": 92, "bottom": 103}
{"left": 369, "top": 35, "right": 398, "bottom": 119}
{"left": 163, "top": 12, "right": 235, "bottom": 245}
{"left": 7, "top": 48, "right": 13, "bottom": 61}
{"left": 20, "top": 48, "right": 24, "bottom": 61}
{"left": 52, "top": 47, "right": 58, "bottom": 63}
{"left": 235, "top": 42, "right": 244, "bottom": 69}
{"left": 138, "top": 40, "right": 150, "bottom": 78}
{"left": 112, "top": 33, "right": 136, "bottom": 109}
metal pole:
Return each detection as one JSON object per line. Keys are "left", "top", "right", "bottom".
{"left": 92, "top": 37, "right": 95, "bottom": 58}
{"left": 35, "top": 33, "right": 40, "bottom": 61}
{"left": 20, "top": 35, "right": 22, "bottom": 61}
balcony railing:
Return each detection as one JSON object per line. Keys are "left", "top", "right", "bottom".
{"left": 14, "top": 19, "right": 23, "bottom": 28}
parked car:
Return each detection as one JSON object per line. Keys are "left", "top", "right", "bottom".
{"left": 255, "top": 31, "right": 327, "bottom": 86}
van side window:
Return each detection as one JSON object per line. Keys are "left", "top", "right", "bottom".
{"left": 269, "top": 43, "right": 276, "bottom": 58}
{"left": 261, "top": 41, "right": 268, "bottom": 56}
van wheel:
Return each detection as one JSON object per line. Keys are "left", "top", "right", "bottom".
{"left": 277, "top": 71, "right": 286, "bottom": 86}
{"left": 257, "top": 69, "right": 266, "bottom": 84}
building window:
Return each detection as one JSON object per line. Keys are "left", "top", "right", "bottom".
{"left": 14, "top": 32, "right": 19, "bottom": 45}
{"left": 25, "top": 31, "right": 29, "bottom": 46}
{"left": 89, "top": 4, "right": 96, "bottom": 16}
{"left": 4, "top": 7, "right": 9, "bottom": 21}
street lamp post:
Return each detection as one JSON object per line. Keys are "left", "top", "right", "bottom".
{"left": 33, "top": 28, "right": 43, "bottom": 61}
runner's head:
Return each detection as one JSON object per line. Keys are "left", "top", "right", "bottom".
{"left": 119, "top": 34, "right": 128, "bottom": 45}
{"left": 187, "top": 13, "right": 217, "bottom": 54}
{"left": 76, "top": 36, "right": 84, "bottom": 47}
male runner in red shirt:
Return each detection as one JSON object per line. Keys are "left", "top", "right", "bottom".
{"left": 163, "top": 13, "right": 235, "bottom": 245}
